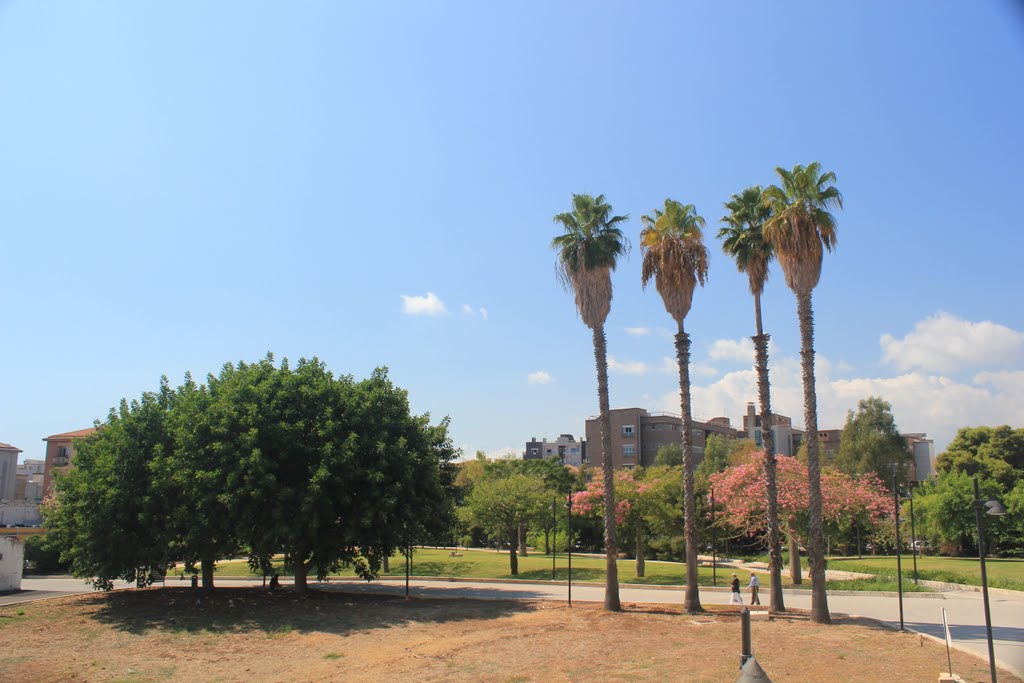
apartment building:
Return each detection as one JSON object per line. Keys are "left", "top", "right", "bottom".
{"left": 583, "top": 408, "right": 742, "bottom": 471}
{"left": 0, "top": 442, "right": 21, "bottom": 502}
{"left": 42, "top": 428, "right": 97, "bottom": 497}
{"left": 741, "top": 402, "right": 799, "bottom": 456}
{"left": 524, "top": 434, "right": 586, "bottom": 466}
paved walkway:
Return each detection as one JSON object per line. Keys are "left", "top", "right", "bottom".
{"left": 6, "top": 575, "right": 1022, "bottom": 680}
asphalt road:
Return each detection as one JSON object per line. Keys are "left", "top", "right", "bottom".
{"left": 6, "top": 576, "right": 1022, "bottom": 680}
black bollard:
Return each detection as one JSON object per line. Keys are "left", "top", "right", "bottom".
{"left": 740, "top": 607, "right": 751, "bottom": 667}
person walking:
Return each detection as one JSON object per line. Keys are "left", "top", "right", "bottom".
{"left": 730, "top": 573, "right": 742, "bottom": 605}
{"left": 748, "top": 572, "right": 761, "bottom": 605}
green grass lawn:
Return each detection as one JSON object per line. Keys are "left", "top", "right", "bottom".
{"left": 175, "top": 548, "right": 929, "bottom": 591}
{"left": 827, "top": 555, "right": 1024, "bottom": 591}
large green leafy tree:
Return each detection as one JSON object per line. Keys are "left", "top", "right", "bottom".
{"left": 166, "top": 370, "right": 241, "bottom": 590}
{"left": 640, "top": 198, "right": 709, "bottom": 613}
{"left": 552, "top": 192, "right": 629, "bottom": 611}
{"left": 912, "top": 471, "right": 1012, "bottom": 555}
{"left": 763, "top": 161, "right": 842, "bottom": 624}
{"left": 936, "top": 425, "right": 1024, "bottom": 491}
{"left": 719, "top": 185, "right": 786, "bottom": 612}
{"left": 835, "top": 396, "right": 912, "bottom": 486}
{"left": 235, "top": 358, "right": 457, "bottom": 593}
{"left": 44, "top": 384, "right": 178, "bottom": 590}
{"left": 459, "top": 473, "right": 552, "bottom": 574}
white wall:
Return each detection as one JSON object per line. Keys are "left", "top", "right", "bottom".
{"left": 0, "top": 536, "right": 25, "bottom": 591}
{"left": 0, "top": 504, "right": 42, "bottom": 527}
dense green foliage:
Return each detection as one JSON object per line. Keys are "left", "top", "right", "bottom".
{"left": 835, "top": 396, "right": 912, "bottom": 485}
{"left": 44, "top": 356, "right": 457, "bottom": 591}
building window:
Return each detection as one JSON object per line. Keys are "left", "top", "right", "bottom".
{"left": 530, "top": 448, "right": 539, "bottom": 456}
{"left": 622, "top": 425, "right": 635, "bottom": 437}
{"left": 623, "top": 445, "right": 635, "bottom": 458}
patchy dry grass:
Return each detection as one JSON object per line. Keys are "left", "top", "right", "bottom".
{"left": 0, "top": 587, "right": 1015, "bottom": 682}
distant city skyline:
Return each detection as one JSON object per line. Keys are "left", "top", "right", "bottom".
{"left": 2, "top": 2, "right": 1022, "bottom": 463}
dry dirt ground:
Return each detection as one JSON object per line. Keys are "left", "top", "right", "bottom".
{"left": 0, "top": 587, "right": 1015, "bottom": 683}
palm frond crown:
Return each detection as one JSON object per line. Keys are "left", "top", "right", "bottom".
{"left": 762, "top": 162, "right": 843, "bottom": 295}
{"left": 640, "top": 199, "right": 709, "bottom": 326}
{"left": 551, "top": 193, "right": 629, "bottom": 329}
{"left": 718, "top": 185, "right": 774, "bottom": 298}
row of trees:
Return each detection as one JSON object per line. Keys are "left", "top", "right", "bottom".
{"left": 551, "top": 162, "right": 842, "bottom": 620}
{"left": 44, "top": 356, "right": 458, "bottom": 592}
{"left": 910, "top": 426, "right": 1024, "bottom": 556}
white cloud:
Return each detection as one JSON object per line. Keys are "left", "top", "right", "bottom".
{"left": 656, "top": 344, "right": 1024, "bottom": 454}
{"left": 661, "top": 356, "right": 717, "bottom": 378}
{"left": 708, "top": 338, "right": 753, "bottom": 362}
{"left": 401, "top": 292, "right": 447, "bottom": 316}
{"left": 880, "top": 311, "right": 1024, "bottom": 373}
{"left": 625, "top": 326, "right": 650, "bottom": 336}
{"left": 608, "top": 356, "right": 648, "bottom": 375}
{"left": 462, "top": 304, "right": 489, "bottom": 320}
{"left": 528, "top": 371, "right": 552, "bottom": 385}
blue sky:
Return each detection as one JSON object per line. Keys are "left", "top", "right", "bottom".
{"left": 2, "top": 2, "right": 1023, "bottom": 462}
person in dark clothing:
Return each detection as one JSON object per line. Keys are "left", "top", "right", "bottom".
{"left": 730, "top": 573, "right": 742, "bottom": 604}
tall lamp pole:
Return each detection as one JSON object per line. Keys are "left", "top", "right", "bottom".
{"left": 710, "top": 487, "right": 717, "bottom": 587}
{"left": 551, "top": 498, "right": 557, "bottom": 581}
{"left": 565, "top": 494, "right": 574, "bottom": 607}
{"left": 973, "top": 476, "right": 1007, "bottom": 683}
{"left": 893, "top": 468, "right": 905, "bottom": 631}
{"left": 907, "top": 487, "right": 919, "bottom": 585}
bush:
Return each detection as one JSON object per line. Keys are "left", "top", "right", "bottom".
{"left": 22, "top": 534, "right": 70, "bottom": 574}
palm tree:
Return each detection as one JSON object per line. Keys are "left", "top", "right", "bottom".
{"left": 763, "top": 162, "right": 843, "bottom": 624}
{"left": 640, "top": 198, "right": 708, "bottom": 613}
{"left": 552, "top": 193, "right": 629, "bottom": 612}
{"left": 719, "top": 186, "right": 787, "bottom": 612}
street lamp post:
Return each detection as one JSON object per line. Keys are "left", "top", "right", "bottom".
{"left": 973, "top": 476, "right": 1008, "bottom": 683}
{"left": 551, "top": 498, "right": 557, "bottom": 581}
{"left": 907, "top": 488, "right": 919, "bottom": 585}
{"left": 565, "top": 494, "right": 573, "bottom": 607}
{"left": 710, "top": 487, "right": 717, "bottom": 587}
{"left": 893, "top": 469, "right": 905, "bottom": 631}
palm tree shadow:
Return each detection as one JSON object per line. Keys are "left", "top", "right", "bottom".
{"left": 88, "top": 587, "right": 534, "bottom": 637}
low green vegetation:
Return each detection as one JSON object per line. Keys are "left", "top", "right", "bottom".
{"left": 828, "top": 556, "right": 1024, "bottom": 591}
{"left": 181, "top": 548, "right": 937, "bottom": 591}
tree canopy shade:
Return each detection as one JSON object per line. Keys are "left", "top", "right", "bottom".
{"left": 936, "top": 425, "right": 1024, "bottom": 492}
{"left": 44, "top": 356, "right": 458, "bottom": 593}
{"left": 552, "top": 192, "right": 629, "bottom": 611}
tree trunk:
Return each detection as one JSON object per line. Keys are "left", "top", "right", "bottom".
{"left": 518, "top": 523, "right": 528, "bottom": 557}
{"left": 787, "top": 517, "right": 802, "bottom": 584}
{"left": 797, "top": 291, "right": 830, "bottom": 624}
{"left": 753, "top": 296, "right": 784, "bottom": 613}
{"left": 509, "top": 532, "right": 519, "bottom": 576}
{"left": 635, "top": 519, "right": 646, "bottom": 578}
{"left": 201, "top": 555, "right": 215, "bottom": 591}
{"left": 592, "top": 324, "right": 621, "bottom": 611}
{"left": 383, "top": 553, "right": 390, "bottom": 573}
{"left": 676, "top": 328, "right": 703, "bottom": 613}
{"left": 294, "top": 560, "right": 309, "bottom": 594}
{"left": 544, "top": 528, "right": 551, "bottom": 556}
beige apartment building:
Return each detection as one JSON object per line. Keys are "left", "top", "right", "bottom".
{"left": 583, "top": 408, "right": 742, "bottom": 471}
{"left": 0, "top": 442, "right": 22, "bottom": 502}
{"left": 42, "top": 428, "right": 97, "bottom": 497}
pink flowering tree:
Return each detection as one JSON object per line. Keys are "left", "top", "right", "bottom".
{"left": 709, "top": 453, "right": 890, "bottom": 583}
{"left": 573, "top": 466, "right": 682, "bottom": 577}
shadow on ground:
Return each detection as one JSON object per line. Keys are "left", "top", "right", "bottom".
{"left": 88, "top": 586, "right": 534, "bottom": 637}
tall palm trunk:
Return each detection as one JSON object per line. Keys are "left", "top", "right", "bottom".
{"left": 752, "top": 292, "right": 784, "bottom": 612}
{"left": 787, "top": 517, "right": 802, "bottom": 583}
{"left": 675, "top": 327, "right": 702, "bottom": 613}
{"left": 635, "top": 519, "right": 646, "bottom": 578}
{"left": 593, "top": 325, "right": 621, "bottom": 611}
{"left": 797, "top": 291, "right": 830, "bottom": 623}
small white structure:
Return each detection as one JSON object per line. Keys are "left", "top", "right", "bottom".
{"left": 0, "top": 536, "right": 25, "bottom": 591}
